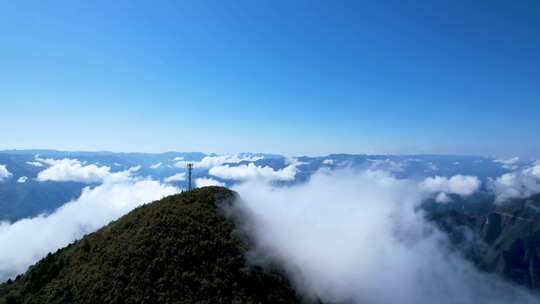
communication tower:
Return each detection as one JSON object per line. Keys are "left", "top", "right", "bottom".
{"left": 187, "top": 163, "right": 193, "bottom": 191}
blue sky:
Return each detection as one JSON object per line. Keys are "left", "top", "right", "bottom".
{"left": 1, "top": 0, "right": 539, "bottom": 157}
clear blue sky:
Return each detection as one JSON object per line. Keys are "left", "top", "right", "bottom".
{"left": 1, "top": 0, "right": 539, "bottom": 157}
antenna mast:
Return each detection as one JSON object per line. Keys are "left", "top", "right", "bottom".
{"left": 187, "top": 163, "right": 193, "bottom": 191}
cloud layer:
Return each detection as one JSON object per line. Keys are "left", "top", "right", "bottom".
{"left": 232, "top": 169, "right": 535, "bottom": 304}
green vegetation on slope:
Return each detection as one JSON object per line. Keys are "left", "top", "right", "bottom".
{"left": 0, "top": 186, "right": 299, "bottom": 304}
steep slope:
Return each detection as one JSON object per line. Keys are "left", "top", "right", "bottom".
{"left": 429, "top": 194, "right": 540, "bottom": 290}
{"left": 0, "top": 187, "right": 299, "bottom": 304}
{"left": 478, "top": 194, "right": 540, "bottom": 289}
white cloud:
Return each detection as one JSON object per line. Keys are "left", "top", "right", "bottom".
{"left": 435, "top": 192, "right": 452, "bottom": 203}
{"left": 195, "top": 177, "right": 225, "bottom": 188}
{"left": 36, "top": 158, "right": 111, "bottom": 183}
{"left": 368, "top": 159, "right": 407, "bottom": 172}
{"left": 164, "top": 173, "right": 186, "bottom": 183}
{"left": 494, "top": 157, "right": 519, "bottom": 165}
{"left": 494, "top": 157, "right": 520, "bottom": 170}
{"left": 209, "top": 163, "right": 298, "bottom": 182}
{"left": 175, "top": 154, "right": 264, "bottom": 169}
{"left": 322, "top": 159, "right": 334, "bottom": 165}
{"left": 34, "top": 156, "right": 64, "bottom": 166}
{"left": 427, "top": 162, "right": 439, "bottom": 171}
{"left": 127, "top": 165, "right": 141, "bottom": 172}
{"left": 17, "top": 176, "right": 28, "bottom": 183}
{"left": 231, "top": 169, "right": 535, "bottom": 304}
{"left": 150, "top": 162, "right": 162, "bottom": 169}
{"left": 285, "top": 156, "right": 305, "bottom": 165}
{"left": 0, "top": 165, "right": 12, "bottom": 182}
{"left": 527, "top": 164, "right": 540, "bottom": 178}
{"left": 0, "top": 171, "right": 178, "bottom": 282}
{"left": 26, "top": 161, "right": 43, "bottom": 167}
{"left": 489, "top": 163, "right": 540, "bottom": 203}
{"left": 420, "top": 175, "right": 481, "bottom": 197}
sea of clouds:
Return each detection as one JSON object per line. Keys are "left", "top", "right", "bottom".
{"left": 0, "top": 153, "right": 539, "bottom": 303}
{"left": 232, "top": 168, "right": 537, "bottom": 304}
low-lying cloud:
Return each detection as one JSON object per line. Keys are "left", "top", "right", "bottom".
{"left": 0, "top": 169, "right": 178, "bottom": 281}
{"left": 150, "top": 162, "right": 162, "bottom": 169}
{"left": 494, "top": 157, "right": 520, "bottom": 170}
{"left": 0, "top": 165, "right": 12, "bottom": 182}
{"left": 489, "top": 163, "right": 540, "bottom": 203}
{"left": 25, "top": 161, "right": 44, "bottom": 167}
{"left": 195, "top": 177, "right": 225, "bottom": 187}
{"left": 367, "top": 158, "right": 407, "bottom": 172}
{"left": 434, "top": 192, "right": 452, "bottom": 203}
{"left": 36, "top": 158, "right": 112, "bottom": 183}
{"left": 232, "top": 169, "right": 535, "bottom": 304}
{"left": 175, "top": 154, "right": 264, "bottom": 169}
{"left": 164, "top": 172, "right": 186, "bottom": 183}
{"left": 420, "top": 174, "right": 481, "bottom": 197}
{"left": 210, "top": 162, "right": 298, "bottom": 182}
{"left": 322, "top": 159, "right": 334, "bottom": 165}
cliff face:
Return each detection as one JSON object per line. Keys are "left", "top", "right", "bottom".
{"left": 430, "top": 194, "right": 540, "bottom": 290}
{"left": 0, "top": 187, "right": 299, "bottom": 304}
{"left": 477, "top": 194, "right": 540, "bottom": 289}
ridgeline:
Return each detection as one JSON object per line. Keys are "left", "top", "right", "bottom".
{"left": 0, "top": 187, "right": 299, "bottom": 304}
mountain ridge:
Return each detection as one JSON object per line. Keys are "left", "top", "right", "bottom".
{"left": 0, "top": 187, "right": 300, "bottom": 304}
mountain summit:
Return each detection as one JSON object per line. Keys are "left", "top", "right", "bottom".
{"left": 0, "top": 187, "right": 299, "bottom": 304}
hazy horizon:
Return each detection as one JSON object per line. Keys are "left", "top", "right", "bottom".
{"left": 0, "top": 148, "right": 535, "bottom": 161}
